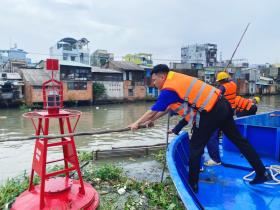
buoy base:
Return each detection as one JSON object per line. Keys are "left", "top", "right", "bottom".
{"left": 11, "top": 178, "right": 99, "bottom": 210}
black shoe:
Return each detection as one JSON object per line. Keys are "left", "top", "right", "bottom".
{"left": 249, "top": 171, "right": 272, "bottom": 184}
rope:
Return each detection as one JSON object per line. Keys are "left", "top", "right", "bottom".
{"left": 243, "top": 165, "right": 280, "bottom": 185}
{"left": 0, "top": 125, "right": 147, "bottom": 143}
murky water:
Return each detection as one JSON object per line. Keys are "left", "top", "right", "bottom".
{"left": 0, "top": 96, "right": 279, "bottom": 183}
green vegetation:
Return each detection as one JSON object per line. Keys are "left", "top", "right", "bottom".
{"left": 0, "top": 150, "right": 184, "bottom": 210}
{"left": 19, "top": 103, "right": 29, "bottom": 111}
{"left": 94, "top": 164, "right": 123, "bottom": 181}
{"left": 93, "top": 83, "right": 106, "bottom": 99}
{"left": 78, "top": 150, "right": 93, "bottom": 162}
{"left": 152, "top": 149, "right": 166, "bottom": 164}
{"left": 0, "top": 172, "right": 39, "bottom": 209}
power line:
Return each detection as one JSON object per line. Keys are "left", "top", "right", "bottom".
{"left": 24, "top": 52, "right": 182, "bottom": 62}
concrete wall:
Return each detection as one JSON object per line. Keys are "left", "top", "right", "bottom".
{"left": 96, "top": 81, "right": 124, "bottom": 99}
{"left": 123, "top": 80, "right": 146, "bottom": 100}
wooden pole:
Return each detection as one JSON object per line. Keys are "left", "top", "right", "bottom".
{"left": 224, "top": 23, "right": 250, "bottom": 71}
{"left": 161, "top": 112, "right": 171, "bottom": 182}
{"left": 0, "top": 125, "right": 147, "bottom": 143}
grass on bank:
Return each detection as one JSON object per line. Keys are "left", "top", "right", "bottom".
{"left": 0, "top": 150, "right": 184, "bottom": 210}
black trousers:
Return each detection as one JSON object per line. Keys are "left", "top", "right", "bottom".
{"left": 188, "top": 97, "right": 266, "bottom": 186}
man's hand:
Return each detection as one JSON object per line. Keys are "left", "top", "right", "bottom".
{"left": 167, "top": 129, "right": 174, "bottom": 134}
{"left": 129, "top": 122, "right": 139, "bottom": 131}
{"left": 144, "top": 120, "right": 154, "bottom": 128}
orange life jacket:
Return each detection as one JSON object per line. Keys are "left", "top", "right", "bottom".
{"left": 235, "top": 96, "right": 253, "bottom": 112}
{"left": 162, "top": 71, "right": 221, "bottom": 126}
{"left": 222, "top": 81, "right": 237, "bottom": 108}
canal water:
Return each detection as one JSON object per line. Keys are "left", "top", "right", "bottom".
{"left": 0, "top": 95, "right": 279, "bottom": 184}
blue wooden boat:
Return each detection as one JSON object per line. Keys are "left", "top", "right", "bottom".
{"left": 166, "top": 111, "right": 280, "bottom": 210}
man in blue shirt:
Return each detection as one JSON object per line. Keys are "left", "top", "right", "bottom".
{"left": 129, "top": 64, "right": 270, "bottom": 193}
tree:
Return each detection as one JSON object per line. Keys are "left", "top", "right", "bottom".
{"left": 93, "top": 82, "right": 106, "bottom": 99}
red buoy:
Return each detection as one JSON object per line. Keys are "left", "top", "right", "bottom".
{"left": 12, "top": 59, "right": 99, "bottom": 209}
{"left": 11, "top": 178, "right": 99, "bottom": 210}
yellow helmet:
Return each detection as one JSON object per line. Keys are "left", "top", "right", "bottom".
{"left": 254, "top": 96, "right": 260, "bottom": 104}
{"left": 216, "top": 71, "right": 230, "bottom": 82}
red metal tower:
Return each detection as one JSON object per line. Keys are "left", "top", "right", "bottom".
{"left": 12, "top": 59, "right": 99, "bottom": 210}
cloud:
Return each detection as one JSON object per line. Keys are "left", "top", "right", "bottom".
{"left": 0, "top": 0, "right": 279, "bottom": 63}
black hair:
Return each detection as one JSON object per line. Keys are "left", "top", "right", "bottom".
{"left": 151, "top": 64, "right": 169, "bottom": 75}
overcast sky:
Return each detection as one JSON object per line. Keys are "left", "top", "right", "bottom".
{"left": 0, "top": 0, "right": 279, "bottom": 64}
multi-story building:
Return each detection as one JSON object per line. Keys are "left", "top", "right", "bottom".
{"left": 90, "top": 49, "right": 114, "bottom": 67}
{"left": 50, "top": 37, "right": 90, "bottom": 65}
{"left": 92, "top": 66, "right": 123, "bottom": 100}
{"left": 181, "top": 43, "right": 217, "bottom": 67}
{"left": 27, "top": 60, "right": 93, "bottom": 105}
{"left": 0, "top": 46, "right": 28, "bottom": 106}
{"left": 123, "top": 53, "right": 155, "bottom": 98}
{"left": 235, "top": 68, "right": 259, "bottom": 95}
{"left": 123, "top": 53, "right": 153, "bottom": 68}
{"left": 108, "top": 61, "right": 146, "bottom": 100}
{"left": 59, "top": 60, "right": 92, "bottom": 104}
{"left": 0, "top": 46, "right": 30, "bottom": 72}
{"left": 256, "top": 76, "right": 276, "bottom": 95}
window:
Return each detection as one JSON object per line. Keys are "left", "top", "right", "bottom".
{"left": 125, "top": 71, "right": 129, "bottom": 80}
{"left": 60, "top": 66, "right": 91, "bottom": 81}
{"left": 245, "top": 73, "right": 250, "bottom": 81}
{"left": 128, "top": 88, "right": 134, "bottom": 96}
{"left": 93, "top": 73, "right": 122, "bottom": 81}
{"left": 33, "top": 85, "right": 42, "bottom": 90}
{"left": 67, "top": 82, "right": 87, "bottom": 90}
{"left": 132, "top": 72, "right": 144, "bottom": 82}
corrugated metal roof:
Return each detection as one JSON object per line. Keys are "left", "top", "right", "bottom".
{"left": 256, "top": 82, "right": 269, "bottom": 86}
{"left": 20, "top": 69, "right": 60, "bottom": 86}
{"left": 0, "top": 72, "right": 22, "bottom": 80}
{"left": 59, "top": 60, "right": 91, "bottom": 68}
{"left": 92, "top": 66, "right": 122, "bottom": 73}
{"left": 259, "top": 76, "right": 273, "bottom": 81}
{"left": 110, "top": 61, "right": 144, "bottom": 71}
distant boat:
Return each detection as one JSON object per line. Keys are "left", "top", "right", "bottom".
{"left": 167, "top": 111, "right": 280, "bottom": 210}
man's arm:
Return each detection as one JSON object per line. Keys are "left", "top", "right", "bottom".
{"left": 129, "top": 90, "right": 182, "bottom": 131}
{"left": 141, "top": 108, "right": 170, "bottom": 128}
{"left": 150, "top": 108, "right": 169, "bottom": 121}
{"left": 129, "top": 110, "right": 158, "bottom": 131}
{"left": 171, "top": 118, "right": 188, "bottom": 135}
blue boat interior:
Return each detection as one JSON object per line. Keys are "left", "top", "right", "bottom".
{"left": 166, "top": 111, "right": 280, "bottom": 210}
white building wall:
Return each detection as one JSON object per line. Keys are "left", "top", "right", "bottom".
{"left": 181, "top": 44, "right": 217, "bottom": 67}
{"left": 182, "top": 45, "right": 207, "bottom": 66}
{"left": 98, "top": 81, "right": 124, "bottom": 99}
{"left": 50, "top": 44, "right": 90, "bottom": 65}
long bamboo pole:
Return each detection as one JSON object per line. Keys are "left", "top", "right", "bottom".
{"left": 0, "top": 125, "right": 147, "bottom": 143}
{"left": 224, "top": 23, "right": 250, "bottom": 71}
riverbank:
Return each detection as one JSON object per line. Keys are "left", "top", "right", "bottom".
{"left": 11, "top": 97, "right": 157, "bottom": 110}
{"left": 0, "top": 150, "right": 185, "bottom": 210}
